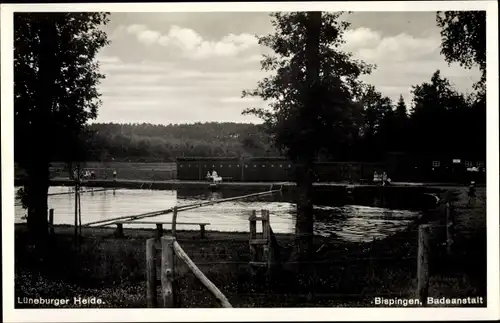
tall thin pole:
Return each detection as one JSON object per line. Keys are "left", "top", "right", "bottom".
{"left": 78, "top": 188, "right": 82, "bottom": 238}
{"left": 74, "top": 164, "right": 80, "bottom": 246}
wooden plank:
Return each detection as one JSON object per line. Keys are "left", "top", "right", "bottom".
{"left": 249, "top": 239, "right": 268, "bottom": 245}
{"left": 146, "top": 238, "right": 157, "bottom": 308}
{"left": 161, "top": 236, "right": 175, "bottom": 308}
{"left": 417, "top": 224, "right": 430, "bottom": 306}
{"left": 118, "top": 221, "right": 211, "bottom": 225}
{"left": 173, "top": 241, "right": 233, "bottom": 308}
{"left": 249, "top": 261, "right": 267, "bottom": 267}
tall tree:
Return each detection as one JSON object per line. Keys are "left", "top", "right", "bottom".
{"left": 242, "top": 12, "right": 373, "bottom": 262}
{"left": 409, "top": 70, "right": 470, "bottom": 159}
{"left": 358, "top": 85, "right": 394, "bottom": 160}
{"left": 14, "top": 13, "right": 109, "bottom": 249}
{"left": 393, "top": 94, "right": 409, "bottom": 152}
{"left": 436, "top": 11, "right": 486, "bottom": 161}
{"left": 395, "top": 95, "right": 408, "bottom": 121}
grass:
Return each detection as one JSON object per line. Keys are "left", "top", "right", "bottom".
{"left": 14, "top": 187, "right": 486, "bottom": 308}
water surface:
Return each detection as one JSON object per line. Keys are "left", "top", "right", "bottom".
{"left": 14, "top": 186, "right": 421, "bottom": 243}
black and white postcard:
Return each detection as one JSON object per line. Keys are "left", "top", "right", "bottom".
{"left": 1, "top": 1, "right": 498, "bottom": 322}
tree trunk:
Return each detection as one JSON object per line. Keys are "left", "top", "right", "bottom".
{"left": 292, "top": 162, "right": 315, "bottom": 263}
{"left": 288, "top": 11, "right": 322, "bottom": 269}
{"left": 25, "top": 162, "right": 50, "bottom": 251}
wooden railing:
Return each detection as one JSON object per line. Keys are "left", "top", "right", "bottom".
{"left": 83, "top": 188, "right": 281, "bottom": 228}
{"left": 114, "top": 221, "right": 210, "bottom": 239}
{"left": 146, "top": 235, "right": 232, "bottom": 308}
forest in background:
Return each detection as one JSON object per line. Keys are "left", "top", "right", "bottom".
{"left": 79, "top": 69, "right": 485, "bottom": 164}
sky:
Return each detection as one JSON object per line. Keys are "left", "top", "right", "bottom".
{"left": 95, "top": 11, "right": 482, "bottom": 125}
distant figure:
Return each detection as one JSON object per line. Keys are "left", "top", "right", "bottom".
{"left": 382, "top": 172, "right": 390, "bottom": 186}
{"left": 206, "top": 171, "right": 212, "bottom": 181}
{"left": 211, "top": 169, "right": 222, "bottom": 183}
{"left": 90, "top": 170, "right": 96, "bottom": 180}
{"left": 467, "top": 181, "right": 476, "bottom": 206}
{"left": 113, "top": 169, "right": 117, "bottom": 181}
{"left": 373, "top": 171, "right": 381, "bottom": 184}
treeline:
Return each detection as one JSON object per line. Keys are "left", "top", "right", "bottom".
{"left": 82, "top": 122, "right": 279, "bottom": 162}
{"left": 79, "top": 71, "right": 485, "bottom": 164}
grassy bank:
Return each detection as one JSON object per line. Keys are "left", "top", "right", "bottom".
{"left": 14, "top": 187, "right": 486, "bottom": 308}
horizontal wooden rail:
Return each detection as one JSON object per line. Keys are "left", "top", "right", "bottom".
{"left": 173, "top": 240, "right": 232, "bottom": 308}
{"left": 118, "top": 221, "right": 210, "bottom": 225}
{"left": 83, "top": 188, "right": 281, "bottom": 227}
{"left": 114, "top": 221, "right": 210, "bottom": 239}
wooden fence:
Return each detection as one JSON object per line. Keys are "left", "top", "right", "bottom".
{"left": 417, "top": 202, "right": 455, "bottom": 306}
{"left": 248, "top": 209, "right": 281, "bottom": 278}
{"left": 146, "top": 235, "right": 232, "bottom": 308}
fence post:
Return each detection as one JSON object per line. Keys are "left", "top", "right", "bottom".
{"left": 417, "top": 224, "right": 430, "bottom": 307}
{"left": 161, "top": 236, "right": 176, "bottom": 308}
{"left": 146, "top": 238, "right": 158, "bottom": 308}
{"left": 249, "top": 210, "right": 257, "bottom": 263}
{"left": 171, "top": 206, "right": 178, "bottom": 237}
{"left": 48, "top": 208, "right": 54, "bottom": 236}
{"left": 156, "top": 223, "right": 163, "bottom": 240}
{"left": 445, "top": 202, "right": 453, "bottom": 256}
{"left": 115, "top": 223, "right": 124, "bottom": 238}
{"left": 261, "top": 209, "right": 270, "bottom": 261}
{"left": 200, "top": 224, "right": 206, "bottom": 239}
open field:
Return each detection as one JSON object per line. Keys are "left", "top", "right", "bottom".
{"left": 14, "top": 187, "right": 486, "bottom": 307}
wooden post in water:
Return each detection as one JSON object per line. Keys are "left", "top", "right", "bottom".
{"left": 249, "top": 210, "right": 257, "bottom": 263}
{"left": 445, "top": 202, "right": 454, "bottom": 256}
{"left": 146, "top": 238, "right": 158, "bottom": 307}
{"left": 161, "top": 236, "right": 176, "bottom": 308}
{"left": 48, "top": 208, "right": 54, "bottom": 236}
{"left": 417, "top": 224, "right": 430, "bottom": 306}
{"left": 171, "top": 206, "right": 178, "bottom": 237}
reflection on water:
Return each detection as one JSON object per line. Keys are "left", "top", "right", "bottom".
{"left": 14, "top": 186, "right": 421, "bottom": 243}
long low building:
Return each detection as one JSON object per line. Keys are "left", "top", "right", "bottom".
{"left": 176, "top": 157, "right": 386, "bottom": 182}
{"left": 176, "top": 156, "right": 486, "bottom": 183}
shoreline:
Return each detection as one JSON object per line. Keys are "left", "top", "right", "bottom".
{"left": 14, "top": 177, "right": 477, "bottom": 190}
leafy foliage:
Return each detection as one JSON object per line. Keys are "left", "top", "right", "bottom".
{"left": 242, "top": 12, "right": 373, "bottom": 161}
{"left": 437, "top": 11, "right": 486, "bottom": 91}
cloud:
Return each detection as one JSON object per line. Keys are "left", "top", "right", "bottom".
{"left": 124, "top": 24, "right": 259, "bottom": 59}
{"left": 94, "top": 16, "right": 480, "bottom": 125}
{"left": 343, "top": 27, "right": 440, "bottom": 63}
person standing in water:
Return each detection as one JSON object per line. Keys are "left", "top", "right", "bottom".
{"left": 113, "top": 169, "right": 117, "bottom": 181}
